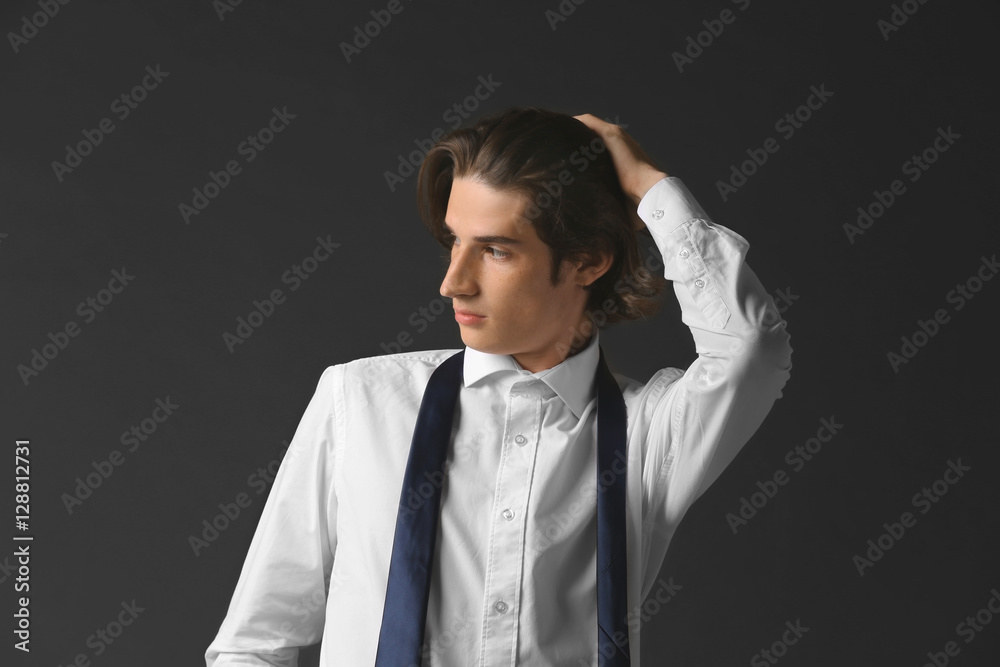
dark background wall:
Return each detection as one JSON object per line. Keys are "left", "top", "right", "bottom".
{"left": 2, "top": 0, "right": 998, "bottom": 665}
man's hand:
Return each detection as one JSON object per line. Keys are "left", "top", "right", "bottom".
{"left": 573, "top": 114, "right": 669, "bottom": 230}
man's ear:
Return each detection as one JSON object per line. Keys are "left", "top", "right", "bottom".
{"left": 573, "top": 248, "right": 614, "bottom": 288}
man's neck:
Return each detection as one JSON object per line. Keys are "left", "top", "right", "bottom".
{"left": 512, "top": 315, "right": 595, "bottom": 373}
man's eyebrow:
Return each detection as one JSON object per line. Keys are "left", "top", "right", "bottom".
{"left": 442, "top": 222, "right": 522, "bottom": 245}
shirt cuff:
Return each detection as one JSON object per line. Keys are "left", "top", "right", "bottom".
{"left": 635, "top": 176, "right": 751, "bottom": 330}
{"left": 636, "top": 176, "right": 709, "bottom": 246}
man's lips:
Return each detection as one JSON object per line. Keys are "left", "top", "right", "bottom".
{"left": 454, "top": 309, "right": 486, "bottom": 324}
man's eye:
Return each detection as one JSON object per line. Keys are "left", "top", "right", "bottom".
{"left": 486, "top": 247, "right": 510, "bottom": 259}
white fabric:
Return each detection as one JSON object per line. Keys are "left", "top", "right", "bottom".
{"left": 205, "top": 177, "right": 793, "bottom": 666}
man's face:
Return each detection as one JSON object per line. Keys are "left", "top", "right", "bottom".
{"left": 439, "top": 177, "right": 597, "bottom": 372}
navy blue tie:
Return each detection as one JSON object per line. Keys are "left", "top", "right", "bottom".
{"left": 375, "top": 346, "right": 630, "bottom": 666}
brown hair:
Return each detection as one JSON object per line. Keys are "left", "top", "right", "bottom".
{"left": 416, "top": 106, "right": 666, "bottom": 326}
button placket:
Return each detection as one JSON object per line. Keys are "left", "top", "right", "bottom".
{"left": 479, "top": 383, "right": 541, "bottom": 664}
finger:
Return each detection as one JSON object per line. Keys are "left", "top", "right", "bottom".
{"left": 573, "top": 113, "right": 607, "bottom": 133}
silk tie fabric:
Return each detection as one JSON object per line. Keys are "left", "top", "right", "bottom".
{"left": 375, "top": 346, "right": 630, "bottom": 666}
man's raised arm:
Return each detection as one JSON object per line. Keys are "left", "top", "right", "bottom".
{"left": 574, "top": 114, "right": 793, "bottom": 588}
{"left": 635, "top": 174, "right": 793, "bottom": 511}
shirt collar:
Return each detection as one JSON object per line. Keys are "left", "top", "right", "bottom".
{"left": 462, "top": 328, "right": 600, "bottom": 420}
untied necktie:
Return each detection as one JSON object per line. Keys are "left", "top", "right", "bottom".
{"left": 375, "top": 346, "right": 631, "bottom": 665}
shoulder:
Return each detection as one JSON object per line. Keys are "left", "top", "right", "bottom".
{"left": 613, "top": 365, "right": 686, "bottom": 423}
{"left": 315, "top": 348, "right": 464, "bottom": 395}
{"left": 611, "top": 364, "right": 685, "bottom": 398}
{"left": 343, "top": 347, "right": 463, "bottom": 378}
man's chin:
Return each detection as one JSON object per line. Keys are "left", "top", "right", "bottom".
{"left": 459, "top": 328, "right": 503, "bottom": 354}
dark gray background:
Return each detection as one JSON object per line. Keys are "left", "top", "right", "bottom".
{"left": 2, "top": 0, "right": 999, "bottom": 665}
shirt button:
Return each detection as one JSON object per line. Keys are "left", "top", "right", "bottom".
{"left": 502, "top": 508, "right": 515, "bottom": 521}
{"left": 514, "top": 434, "right": 527, "bottom": 445}
{"left": 694, "top": 278, "right": 705, "bottom": 288}
{"left": 679, "top": 248, "right": 690, "bottom": 259}
{"left": 652, "top": 209, "right": 664, "bottom": 220}
{"left": 494, "top": 600, "right": 508, "bottom": 614}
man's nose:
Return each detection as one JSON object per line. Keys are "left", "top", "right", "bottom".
{"left": 440, "top": 246, "right": 476, "bottom": 299}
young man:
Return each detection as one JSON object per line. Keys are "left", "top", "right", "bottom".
{"left": 205, "top": 107, "right": 793, "bottom": 666}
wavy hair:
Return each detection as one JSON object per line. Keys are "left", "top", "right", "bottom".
{"left": 416, "top": 106, "right": 666, "bottom": 325}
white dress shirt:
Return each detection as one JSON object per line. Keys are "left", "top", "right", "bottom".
{"left": 205, "top": 177, "right": 793, "bottom": 666}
